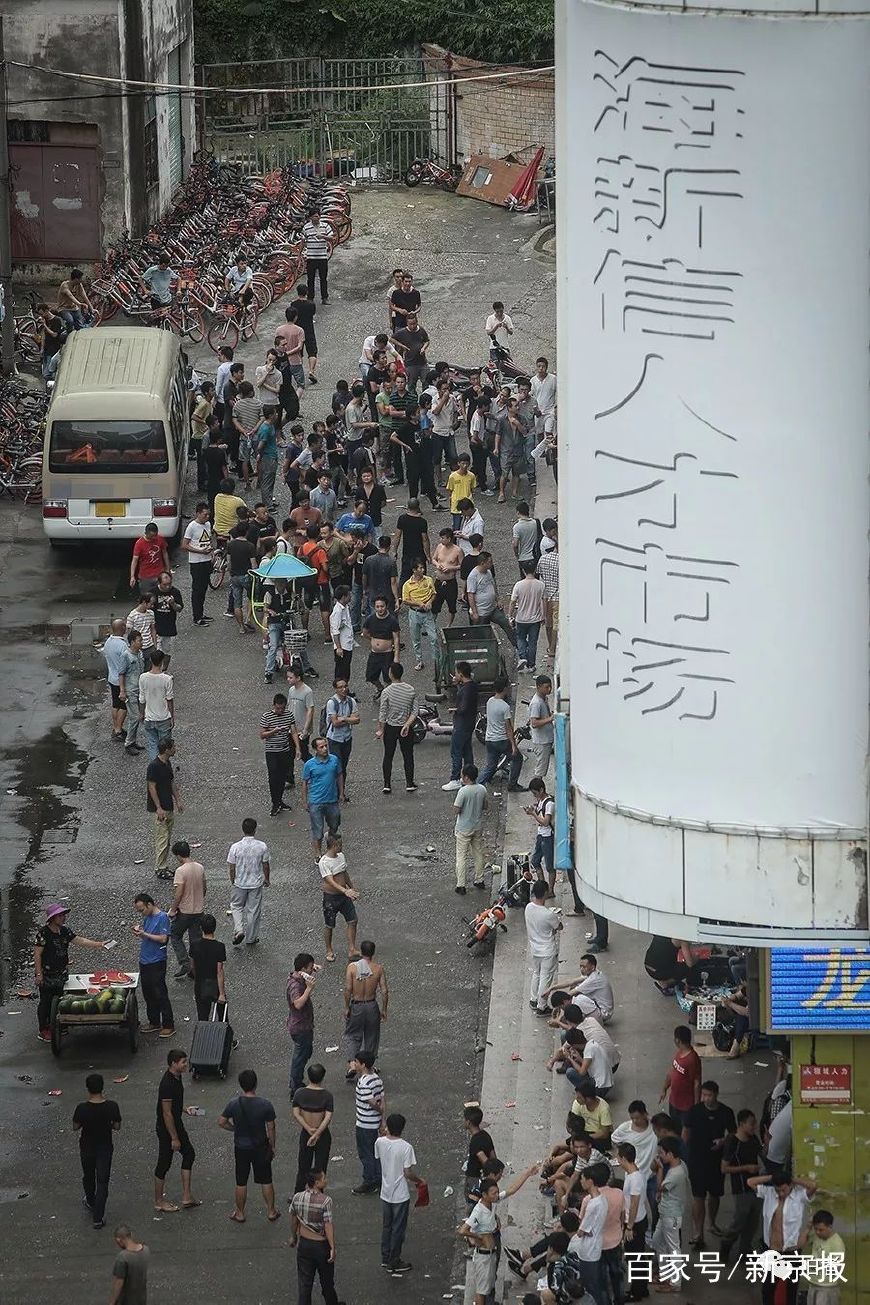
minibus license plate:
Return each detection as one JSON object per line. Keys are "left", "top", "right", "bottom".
{"left": 95, "top": 502, "right": 126, "bottom": 517}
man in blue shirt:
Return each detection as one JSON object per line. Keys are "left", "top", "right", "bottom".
{"left": 302, "top": 737, "right": 344, "bottom": 861}
{"left": 336, "top": 499, "right": 374, "bottom": 543}
{"left": 133, "top": 892, "right": 174, "bottom": 1036}
{"left": 255, "top": 408, "right": 280, "bottom": 510}
{"left": 102, "top": 618, "right": 131, "bottom": 741}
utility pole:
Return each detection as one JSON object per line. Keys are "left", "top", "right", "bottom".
{"left": 0, "top": 18, "right": 15, "bottom": 376}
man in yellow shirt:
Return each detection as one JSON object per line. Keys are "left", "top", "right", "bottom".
{"left": 569, "top": 1082, "right": 613, "bottom": 1147}
{"left": 213, "top": 480, "right": 248, "bottom": 537}
{"left": 401, "top": 560, "right": 438, "bottom": 672}
{"left": 800, "top": 1210, "right": 846, "bottom": 1305}
{"left": 447, "top": 455, "right": 477, "bottom": 531}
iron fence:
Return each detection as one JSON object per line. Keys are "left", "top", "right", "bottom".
{"left": 197, "top": 57, "right": 453, "bottom": 183}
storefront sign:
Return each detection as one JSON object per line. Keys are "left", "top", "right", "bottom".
{"left": 769, "top": 947, "right": 870, "bottom": 1031}
{"left": 799, "top": 1064, "right": 852, "bottom": 1105}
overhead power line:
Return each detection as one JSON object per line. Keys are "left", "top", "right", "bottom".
{"left": 6, "top": 58, "right": 555, "bottom": 99}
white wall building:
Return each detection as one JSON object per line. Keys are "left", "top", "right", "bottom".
{"left": 555, "top": 0, "right": 870, "bottom": 945}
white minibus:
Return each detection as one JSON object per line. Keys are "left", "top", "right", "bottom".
{"left": 42, "top": 328, "right": 189, "bottom": 543}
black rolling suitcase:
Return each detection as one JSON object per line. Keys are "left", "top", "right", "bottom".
{"left": 189, "top": 1002, "right": 233, "bottom": 1079}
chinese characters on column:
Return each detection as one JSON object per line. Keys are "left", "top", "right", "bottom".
{"left": 591, "top": 52, "right": 746, "bottom": 722}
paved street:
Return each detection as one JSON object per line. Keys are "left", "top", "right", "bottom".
{"left": 0, "top": 189, "right": 555, "bottom": 1302}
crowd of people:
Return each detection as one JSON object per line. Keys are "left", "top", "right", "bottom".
{"left": 32, "top": 265, "right": 569, "bottom": 1303}
{"left": 27, "top": 251, "right": 842, "bottom": 1305}
{"left": 493, "top": 899, "right": 843, "bottom": 1305}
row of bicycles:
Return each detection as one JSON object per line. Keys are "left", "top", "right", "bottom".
{"left": 0, "top": 378, "right": 47, "bottom": 503}
{"left": 13, "top": 150, "right": 354, "bottom": 360}
{"left": 88, "top": 153, "right": 353, "bottom": 352}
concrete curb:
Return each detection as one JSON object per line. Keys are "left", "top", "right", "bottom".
{"left": 464, "top": 464, "right": 559, "bottom": 1303}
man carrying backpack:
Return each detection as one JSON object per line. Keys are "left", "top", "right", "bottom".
{"left": 323, "top": 677, "right": 360, "bottom": 796}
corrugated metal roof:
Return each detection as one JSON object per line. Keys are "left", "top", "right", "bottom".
{"left": 53, "top": 328, "right": 179, "bottom": 400}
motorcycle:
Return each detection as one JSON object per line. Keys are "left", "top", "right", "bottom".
{"left": 463, "top": 869, "right": 536, "bottom": 950}
{"left": 403, "top": 157, "right": 463, "bottom": 190}
{"left": 448, "top": 344, "right": 530, "bottom": 395}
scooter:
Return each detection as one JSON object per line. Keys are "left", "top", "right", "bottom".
{"left": 415, "top": 703, "right": 531, "bottom": 777}
{"left": 413, "top": 700, "right": 454, "bottom": 742}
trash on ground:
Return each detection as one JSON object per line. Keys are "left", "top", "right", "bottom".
{"left": 325, "top": 1045, "right": 339, "bottom": 1053}
{"left": 15, "top": 990, "right": 35, "bottom": 1000}
{"left": 16, "top": 1075, "right": 33, "bottom": 1083}
{"left": 511, "top": 1052, "right": 522, "bottom": 1061}
{"left": 504, "top": 1100, "right": 517, "bottom": 1108}
{"left": 113, "top": 1075, "right": 129, "bottom": 1084}
{"left": 47, "top": 1090, "right": 63, "bottom": 1097}
{"left": 443, "top": 1186, "right": 454, "bottom": 1197}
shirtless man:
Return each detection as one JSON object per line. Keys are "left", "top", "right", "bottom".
{"left": 342, "top": 939, "right": 388, "bottom": 1080}
{"left": 318, "top": 834, "right": 360, "bottom": 963}
{"left": 362, "top": 595, "right": 400, "bottom": 698}
{"left": 291, "top": 1062, "right": 334, "bottom": 1192}
{"left": 431, "top": 527, "right": 464, "bottom": 628}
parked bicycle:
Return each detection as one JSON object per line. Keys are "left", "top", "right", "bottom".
{"left": 403, "top": 157, "right": 463, "bottom": 191}
{"left": 206, "top": 294, "right": 259, "bottom": 354}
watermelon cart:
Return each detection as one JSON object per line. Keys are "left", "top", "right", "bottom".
{"left": 49, "top": 970, "right": 140, "bottom": 1057}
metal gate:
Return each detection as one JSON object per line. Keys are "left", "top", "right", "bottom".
{"left": 197, "top": 57, "right": 453, "bottom": 182}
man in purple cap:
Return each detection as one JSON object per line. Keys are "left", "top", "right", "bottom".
{"left": 33, "top": 905, "right": 110, "bottom": 1042}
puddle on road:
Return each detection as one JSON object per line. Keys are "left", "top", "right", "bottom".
{"left": 0, "top": 536, "right": 130, "bottom": 999}
{"left": 0, "top": 678, "right": 94, "bottom": 1004}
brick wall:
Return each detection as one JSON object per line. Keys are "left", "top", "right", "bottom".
{"left": 421, "top": 43, "right": 554, "bottom": 164}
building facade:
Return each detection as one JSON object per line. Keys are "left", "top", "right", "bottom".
{"left": 5, "top": 0, "right": 194, "bottom": 267}
{"left": 422, "top": 44, "right": 554, "bottom": 167}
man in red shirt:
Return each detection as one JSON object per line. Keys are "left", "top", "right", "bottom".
{"left": 659, "top": 1024, "right": 702, "bottom": 1131}
{"left": 130, "top": 523, "right": 170, "bottom": 596}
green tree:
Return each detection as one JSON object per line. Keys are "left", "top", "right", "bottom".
{"left": 194, "top": 0, "right": 553, "bottom": 67}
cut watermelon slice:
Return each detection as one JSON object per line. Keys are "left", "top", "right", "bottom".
{"left": 89, "top": 971, "right": 133, "bottom": 985}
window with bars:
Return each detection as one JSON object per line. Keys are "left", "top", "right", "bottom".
{"left": 144, "top": 96, "right": 158, "bottom": 195}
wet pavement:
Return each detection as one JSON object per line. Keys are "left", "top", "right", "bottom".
{"left": 0, "top": 189, "right": 555, "bottom": 1302}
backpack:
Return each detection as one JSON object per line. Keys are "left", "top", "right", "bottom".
{"left": 532, "top": 517, "right": 544, "bottom": 565}
{"left": 321, "top": 694, "right": 356, "bottom": 738}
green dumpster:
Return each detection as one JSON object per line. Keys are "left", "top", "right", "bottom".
{"left": 436, "top": 624, "right": 507, "bottom": 698}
